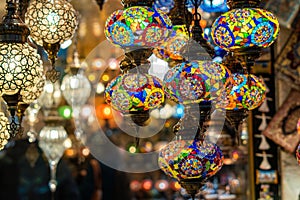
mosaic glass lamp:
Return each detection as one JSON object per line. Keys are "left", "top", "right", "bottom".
{"left": 0, "top": 112, "right": 10, "bottom": 150}
{"left": 153, "top": 0, "right": 190, "bottom": 67}
{"left": 219, "top": 73, "right": 266, "bottom": 110}
{"left": 164, "top": 60, "right": 230, "bottom": 104}
{"left": 211, "top": 8, "right": 279, "bottom": 52}
{"left": 104, "top": 6, "right": 172, "bottom": 48}
{"left": 154, "top": 25, "right": 189, "bottom": 63}
{"left": 105, "top": 73, "right": 165, "bottom": 113}
{"left": 158, "top": 139, "right": 223, "bottom": 198}
{"left": 25, "top": 0, "right": 78, "bottom": 81}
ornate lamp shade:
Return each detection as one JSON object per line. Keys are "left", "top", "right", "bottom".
{"left": 219, "top": 73, "right": 266, "bottom": 110}
{"left": 154, "top": 25, "right": 189, "bottom": 62}
{"left": 61, "top": 73, "right": 91, "bottom": 109}
{"left": 0, "top": 112, "right": 9, "bottom": 150}
{"left": 158, "top": 139, "right": 223, "bottom": 182}
{"left": 39, "top": 125, "right": 68, "bottom": 167}
{"left": 105, "top": 73, "right": 165, "bottom": 113}
{"left": 39, "top": 124, "right": 68, "bottom": 192}
{"left": 211, "top": 8, "right": 279, "bottom": 51}
{"left": 164, "top": 60, "right": 230, "bottom": 104}
{"left": 38, "top": 80, "right": 62, "bottom": 112}
{"left": 104, "top": 6, "right": 172, "bottom": 48}
{"left": 25, "top": 0, "right": 78, "bottom": 46}
{"left": 154, "top": 0, "right": 175, "bottom": 13}
{"left": 61, "top": 71, "right": 91, "bottom": 140}
{"left": 0, "top": 43, "right": 45, "bottom": 104}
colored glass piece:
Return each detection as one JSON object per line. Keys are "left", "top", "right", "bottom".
{"left": 164, "top": 60, "right": 230, "bottom": 104}
{"left": 154, "top": 25, "right": 189, "bottom": 62}
{"left": 158, "top": 139, "right": 224, "bottom": 181}
{"left": 211, "top": 8, "right": 279, "bottom": 51}
{"left": 186, "top": 0, "right": 228, "bottom": 13}
{"left": 154, "top": 0, "right": 175, "bottom": 13}
{"left": 201, "top": 0, "right": 228, "bottom": 13}
{"left": 105, "top": 73, "right": 165, "bottom": 112}
{"left": 104, "top": 6, "right": 172, "bottom": 48}
{"left": 219, "top": 73, "right": 266, "bottom": 110}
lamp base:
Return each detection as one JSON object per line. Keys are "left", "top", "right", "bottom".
{"left": 233, "top": 47, "right": 263, "bottom": 73}
{"left": 180, "top": 179, "right": 205, "bottom": 200}
{"left": 225, "top": 109, "right": 249, "bottom": 145}
{"left": 129, "top": 110, "right": 151, "bottom": 127}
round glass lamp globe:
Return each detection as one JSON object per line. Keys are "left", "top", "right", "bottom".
{"left": 104, "top": 6, "right": 172, "bottom": 48}
{"left": 218, "top": 73, "right": 266, "bottom": 110}
{"left": 158, "top": 139, "right": 224, "bottom": 181}
{"left": 154, "top": 25, "right": 189, "bottom": 62}
{"left": 61, "top": 73, "right": 91, "bottom": 108}
{"left": 164, "top": 60, "right": 230, "bottom": 104}
{"left": 25, "top": 0, "right": 78, "bottom": 45}
{"left": 105, "top": 73, "right": 165, "bottom": 113}
{"left": 39, "top": 125, "right": 68, "bottom": 165}
{"left": 211, "top": 8, "right": 279, "bottom": 51}
{"left": 0, "top": 43, "right": 45, "bottom": 103}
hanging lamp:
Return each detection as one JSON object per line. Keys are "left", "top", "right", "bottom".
{"left": 164, "top": 60, "right": 230, "bottom": 104}
{"left": 153, "top": 0, "right": 191, "bottom": 68}
{"left": 104, "top": 0, "right": 172, "bottom": 142}
{"left": 104, "top": 0, "right": 172, "bottom": 49}
{"left": 158, "top": 105, "right": 224, "bottom": 199}
{"left": 0, "top": 0, "right": 45, "bottom": 137}
{"left": 61, "top": 51, "right": 91, "bottom": 140}
{"left": 39, "top": 116, "right": 69, "bottom": 193}
{"left": 211, "top": 0, "right": 279, "bottom": 72}
{"left": 25, "top": 0, "right": 78, "bottom": 82}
